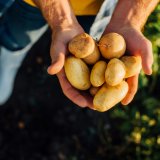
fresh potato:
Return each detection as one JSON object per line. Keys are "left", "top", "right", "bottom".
{"left": 99, "top": 32, "right": 126, "bottom": 59}
{"left": 90, "top": 61, "right": 107, "bottom": 87}
{"left": 64, "top": 56, "right": 91, "bottom": 90}
{"left": 93, "top": 81, "right": 129, "bottom": 112}
{"left": 68, "top": 33, "right": 98, "bottom": 58}
{"left": 89, "top": 86, "right": 100, "bottom": 96}
{"left": 105, "top": 58, "right": 126, "bottom": 86}
{"left": 121, "top": 56, "right": 142, "bottom": 78}
{"left": 83, "top": 42, "right": 100, "bottom": 64}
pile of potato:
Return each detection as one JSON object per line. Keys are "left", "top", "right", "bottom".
{"left": 64, "top": 33, "right": 142, "bottom": 112}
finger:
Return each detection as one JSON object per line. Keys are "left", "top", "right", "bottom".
{"left": 141, "top": 40, "right": 153, "bottom": 75}
{"left": 57, "top": 69, "right": 93, "bottom": 108}
{"left": 47, "top": 41, "right": 66, "bottom": 75}
{"left": 121, "top": 74, "right": 138, "bottom": 105}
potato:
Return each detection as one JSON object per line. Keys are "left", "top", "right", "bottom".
{"left": 89, "top": 86, "right": 100, "bottom": 96}
{"left": 69, "top": 33, "right": 99, "bottom": 59}
{"left": 99, "top": 32, "right": 126, "bottom": 59}
{"left": 121, "top": 56, "right": 142, "bottom": 78}
{"left": 90, "top": 61, "right": 107, "bottom": 87}
{"left": 105, "top": 58, "right": 126, "bottom": 86}
{"left": 83, "top": 43, "right": 100, "bottom": 64}
{"left": 64, "top": 56, "right": 91, "bottom": 90}
{"left": 93, "top": 81, "right": 129, "bottom": 112}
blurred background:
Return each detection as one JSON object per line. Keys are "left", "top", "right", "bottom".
{"left": 0, "top": 3, "right": 160, "bottom": 160}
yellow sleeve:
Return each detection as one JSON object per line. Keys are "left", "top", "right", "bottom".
{"left": 23, "top": 0, "right": 37, "bottom": 7}
{"left": 70, "top": 0, "right": 104, "bottom": 15}
{"left": 23, "top": 0, "right": 104, "bottom": 15}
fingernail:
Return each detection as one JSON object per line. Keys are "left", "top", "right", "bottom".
{"left": 150, "top": 69, "right": 152, "bottom": 75}
{"left": 148, "top": 69, "right": 152, "bottom": 75}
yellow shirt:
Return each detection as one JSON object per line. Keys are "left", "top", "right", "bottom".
{"left": 24, "top": 0, "right": 36, "bottom": 7}
{"left": 23, "top": 0, "right": 104, "bottom": 15}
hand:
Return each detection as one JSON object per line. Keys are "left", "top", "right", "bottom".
{"left": 47, "top": 25, "right": 93, "bottom": 108}
{"left": 104, "top": 26, "right": 153, "bottom": 105}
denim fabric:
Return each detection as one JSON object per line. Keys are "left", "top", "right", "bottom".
{"left": 0, "top": 0, "right": 46, "bottom": 51}
{"left": 90, "top": 0, "right": 118, "bottom": 39}
{"left": 0, "top": 0, "right": 14, "bottom": 17}
{"left": 77, "top": 16, "right": 96, "bottom": 33}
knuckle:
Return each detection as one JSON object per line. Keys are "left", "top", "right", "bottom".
{"left": 145, "top": 39, "right": 152, "bottom": 48}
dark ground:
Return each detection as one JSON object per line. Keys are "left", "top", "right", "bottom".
{"left": 0, "top": 25, "right": 115, "bottom": 160}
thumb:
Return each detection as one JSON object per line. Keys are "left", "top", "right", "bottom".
{"left": 141, "top": 40, "right": 153, "bottom": 75}
{"left": 47, "top": 41, "right": 66, "bottom": 75}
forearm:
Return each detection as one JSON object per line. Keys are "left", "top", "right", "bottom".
{"left": 32, "top": 0, "right": 79, "bottom": 30}
{"left": 106, "top": 0, "right": 159, "bottom": 31}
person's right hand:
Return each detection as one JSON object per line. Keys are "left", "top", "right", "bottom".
{"left": 47, "top": 25, "right": 94, "bottom": 108}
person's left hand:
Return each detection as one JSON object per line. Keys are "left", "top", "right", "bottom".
{"left": 104, "top": 26, "right": 153, "bottom": 105}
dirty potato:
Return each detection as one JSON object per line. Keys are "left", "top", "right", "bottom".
{"left": 93, "top": 81, "right": 129, "bottom": 112}
{"left": 90, "top": 61, "right": 107, "bottom": 87}
{"left": 105, "top": 58, "right": 126, "bottom": 86}
{"left": 64, "top": 56, "right": 91, "bottom": 90}
{"left": 99, "top": 33, "right": 126, "bottom": 59}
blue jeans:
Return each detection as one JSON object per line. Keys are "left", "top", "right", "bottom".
{"left": 0, "top": 0, "right": 47, "bottom": 51}
{"left": 0, "top": 1, "right": 48, "bottom": 105}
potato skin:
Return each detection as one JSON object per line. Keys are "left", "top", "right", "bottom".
{"left": 90, "top": 61, "right": 107, "bottom": 87}
{"left": 99, "top": 33, "right": 126, "bottom": 59}
{"left": 121, "top": 56, "right": 142, "bottom": 78}
{"left": 64, "top": 56, "right": 91, "bottom": 90}
{"left": 105, "top": 58, "right": 126, "bottom": 86}
{"left": 89, "top": 86, "right": 100, "bottom": 96}
{"left": 83, "top": 42, "right": 100, "bottom": 65}
{"left": 93, "top": 81, "right": 129, "bottom": 112}
{"left": 68, "top": 33, "right": 96, "bottom": 58}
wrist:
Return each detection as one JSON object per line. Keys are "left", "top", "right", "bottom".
{"left": 33, "top": 0, "right": 79, "bottom": 30}
{"left": 105, "top": 21, "right": 141, "bottom": 34}
{"left": 105, "top": 0, "right": 159, "bottom": 33}
{"left": 49, "top": 15, "right": 79, "bottom": 31}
